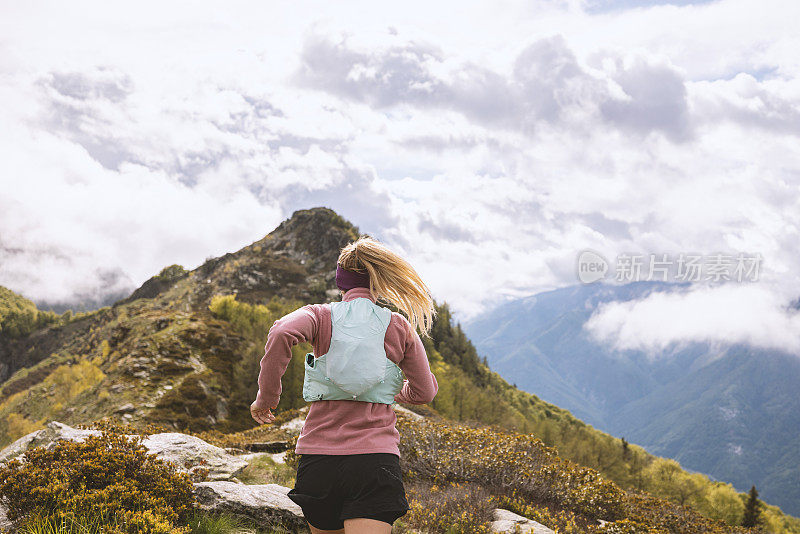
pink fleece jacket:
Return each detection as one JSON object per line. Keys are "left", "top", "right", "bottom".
{"left": 253, "top": 286, "right": 439, "bottom": 458}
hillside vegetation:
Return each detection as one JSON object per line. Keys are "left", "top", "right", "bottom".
{"left": 209, "top": 293, "right": 800, "bottom": 533}
{"left": 461, "top": 281, "right": 800, "bottom": 516}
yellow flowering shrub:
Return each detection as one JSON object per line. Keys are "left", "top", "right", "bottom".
{"left": 0, "top": 422, "right": 199, "bottom": 534}
{"left": 394, "top": 414, "right": 768, "bottom": 533}
{"left": 397, "top": 414, "right": 626, "bottom": 521}
{"left": 494, "top": 490, "right": 588, "bottom": 533}
{"left": 608, "top": 490, "right": 765, "bottom": 534}
{"left": 403, "top": 480, "right": 496, "bottom": 534}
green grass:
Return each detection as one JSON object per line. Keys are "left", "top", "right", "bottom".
{"left": 186, "top": 509, "right": 294, "bottom": 534}
{"left": 236, "top": 453, "right": 296, "bottom": 487}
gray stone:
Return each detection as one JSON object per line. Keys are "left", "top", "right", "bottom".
{"left": 490, "top": 508, "right": 555, "bottom": 534}
{"left": 278, "top": 416, "right": 305, "bottom": 434}
{"left": 141, "top": 432, "right": 248, "bottom": 481}
{"left": 0, "top": 421, "right": 101, "bottom": 465}
{"left": 394, "top": 404, "right": 425, "bottom": 420}
{"left": 193, "top": 481, "right": 306, "bottom": 531}
{"left": 0, "top": 502, "right": 13, "bottom": 533}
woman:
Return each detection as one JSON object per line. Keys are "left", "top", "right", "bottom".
{"left": 250, "top": 235, "right": 439, "bottom": 534}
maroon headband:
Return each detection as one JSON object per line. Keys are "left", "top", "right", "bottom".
{"left": 336, "top": 263, "right": 371, "bottom": 292}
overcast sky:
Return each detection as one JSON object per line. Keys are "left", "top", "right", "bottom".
{"left": 1, "top": 0, "right": 799, "bottom": 353}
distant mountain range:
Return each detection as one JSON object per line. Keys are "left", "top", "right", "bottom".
{"left": 462, "top": 281, "right": 800, "bottom": 516}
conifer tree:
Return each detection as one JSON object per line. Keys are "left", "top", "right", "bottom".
{"left": 742, "top": 484, "right": 762, "bottom": 527}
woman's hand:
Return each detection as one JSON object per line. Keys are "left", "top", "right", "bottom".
{"left": 250, "top": 399, "right": 277, "bottom": 425}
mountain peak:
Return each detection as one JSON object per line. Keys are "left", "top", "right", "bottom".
{"left": 162, "top": 207, "right": 360, "bottom": 309}
{"left": 250, "top": 206, "right": 361, "bottom": 268}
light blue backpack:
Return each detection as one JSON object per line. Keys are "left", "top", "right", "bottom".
{"left": 302, "top": 297, "right": 405, "bottom": 404}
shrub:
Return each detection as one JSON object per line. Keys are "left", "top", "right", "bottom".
{"left": 403, "top": 480, "right": 496, "bottom": 534}
{"left": 397, "top": 414, "right": 626, "bottom": 521}
{"left": 394, "top": 413, "right": 769, "bottom": 534}
{"left": 157, "top": 265, "right": 188, "bottom": 281}
{"left": 0, "top": 423, "right": 199, "bottom": 534}
{"left": 493, "top": 491, "right": 588, "bottom": 533}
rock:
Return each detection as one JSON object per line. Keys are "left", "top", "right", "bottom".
{"left": 193, "top": 481, "right": 306, "bottom": 530}
{"left": 0, "top": 421, "right": 101, "bottom": 465}
{"left": 490, "top": 508, "right": 555, "bottom": 534}
{"left": 394, "top": 404, "right": 425, "bottom": 420}
{"left": 115, "top": 403, "right": 136, "bottom": 413}
{"left": 278, "top": 417, "right": 306, "bottom": 434}
{"left": 0, "top": 502, "right": 13, "bottom": 533}
{"left": 141, "top": 433, "right": 248, "bottom": 481}
{"left": 243, "top": 441, "right": 289, "bottom": 453}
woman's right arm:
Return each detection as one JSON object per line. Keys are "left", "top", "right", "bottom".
{"left": 253, "top": 304, "right": 320, "bottom": 410}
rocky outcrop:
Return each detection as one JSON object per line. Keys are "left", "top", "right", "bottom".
{"left": 394, "top": 404, "right": 425, "bottom": 420}
{"left": 0, "top": 503, "right": 12, "bottom": 533}
{"left": 0, "top": 422, "right": 245, "bottom": 481}
{"left": 115, "top": 264, "right": 188, "bottom": 306}
{"left": 140, "top": 432, "right": 248, "bottom": 481}
{"left": 490, "top": 508, "right": 555, "bottom": 534}
{"left": 0, "top": 421, "right": 101, "bottom": 465}
{"left": 0, "top": 422, "right": 304, "bottom": 532}
{"left": 193, "top": 481, "right": 306, "bottom": 531}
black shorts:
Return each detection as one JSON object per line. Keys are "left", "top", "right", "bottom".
{"left": 287, "top": 452, "right": 410, "bottom": 530}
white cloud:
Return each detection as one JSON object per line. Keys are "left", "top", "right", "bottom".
{"left": 584, "top": 282, "right": 800, "bottom": 355}
{"left": 0, "top": 0, "right": 799, "bottom": 332}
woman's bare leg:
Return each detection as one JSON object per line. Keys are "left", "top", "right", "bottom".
{"left": 343, "top": 518, "right": 392, "bottom": 534}
{"left": 307, "top": 521, "right": 345, "bottom": 534}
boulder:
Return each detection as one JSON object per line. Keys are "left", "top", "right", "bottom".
{"left": 115, "top": 403, "right": 136, "bottom": 413}
{"left": 140, "top": 433, "right": 248, "bottom": 481}
{"left": 278, "top": 416, "right": 306, "bottom": 434}
{"left": 0, "top": 502, "right": 13, "bottom": 533}
{"left": 0, "top": 422, "right": 101, "bottom": 465}
{"left": 193, "top": 481, "right": 306, "bottom": 531}
{"left": 490, "top": 508, "right": 555, "bottom": 534}
{"left": 394, "top": 404, "right": 425, "bottom": 420}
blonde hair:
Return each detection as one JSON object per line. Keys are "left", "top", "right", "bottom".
{"left": 338, "top": 235, "right": 436, "bottom": 338}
